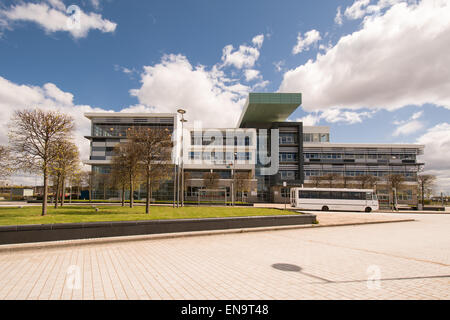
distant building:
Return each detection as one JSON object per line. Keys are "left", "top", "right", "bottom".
{"left": 83, "top": 92, "right": 425, "bottom": 206}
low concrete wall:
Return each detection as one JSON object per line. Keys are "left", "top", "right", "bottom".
{"left": 0, "top": 214, "right": 316, "bottom": 245}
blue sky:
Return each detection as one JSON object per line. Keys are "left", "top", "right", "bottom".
{"left": 0, "top": 0, "right": 450, "bottom": 192}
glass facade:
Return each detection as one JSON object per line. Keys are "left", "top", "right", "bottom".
{"left": 303, "top": 133, "right": 329, "bottom": 142}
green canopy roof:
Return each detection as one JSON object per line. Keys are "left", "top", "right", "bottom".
{"left": 237, "top": 93, "right": 302, "bottom": 128}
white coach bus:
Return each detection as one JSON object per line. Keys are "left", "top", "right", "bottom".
{"left": 290, "top": 187, "right": 379, "bottom": 212}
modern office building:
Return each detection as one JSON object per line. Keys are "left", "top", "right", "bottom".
{"left": 84, "top": 113, "right": 180, "bottom": 200}
{"left": 84, "top": 92, "right": 425, "bottom": 206}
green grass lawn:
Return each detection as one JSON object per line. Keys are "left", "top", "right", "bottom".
{"left": 0, "top": 205, "right": 295, "bottom": 226}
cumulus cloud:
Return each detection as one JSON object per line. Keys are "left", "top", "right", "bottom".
{"left": 335, "top": 6, "right": 343, "bottom": 25}
{"left": 130, "top": 54, "right": 250, "bottom": 128}
{"left": 393, "top": 120, "right": 424, "bottom": 136}
{"left": 292, "top": 29, "right": 321, "bottom": 54}
{"left": 344, "top": 0, "right": 412, "bottom": 21}
{"left": 252, "top": 34, "right": 264, "bottom": 48}
{"left": 344, "top": 0, "right": 372, "bottom": 19}
{"left": 244, "top": 69, "right": 261, "bottom": 82}
{"left": 295, "top": 114, "right": 321, "bottom": 126}
{"left": 0, "top": 0, "right": 117, "bottom": 38}
{"left": 280, "top": 0, "right": 450, "bottom": 113}
{"left": 221, "top": 44, "right": 260, "bottom": 69}
{"left": 273, "top": 60, "right": 285, "bottom": 72}
{"left": 392, "top": 110, "right": 425, "bottom": 136}
{"left": 417, "top": 123, "right": 450, "bottom": 193}
{"left": 296, "top": 109, "right": 374, "bottom": 125}
{"left": 0, "top": 76, "right": 110, "bottom": 178}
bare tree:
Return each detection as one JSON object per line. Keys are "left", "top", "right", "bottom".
{"left": 203, "top": 172, "right": 220, "bottom": 189}
{"left": 49, "top": 140, "right": 80, "bottom": 208}
{"left": 341, "top": 174, "right": 352, "bottom": 188}
{"left": 418, "top": 174, "right": 436, "bottom": 207}
{"left": 9, "top": 109, "right": 74, "bottom": 215}
{"left": 0, "top": 145, "right": 14, "bottom": 179}
{"left": 113, "top": 136, "right": 141, "bottom": 208}
{"left": 386, "top": 174, "right": 405, "bottom": 209}
{"left": 322, "top": 173, "right": 340, "bottom": 188}
{"left": 357, "top": 174, "right": 379, "bottom": 189}
{"left": 311, "top": 175, "right": 321, "bottom": 188}
{"left": 111, "top": 156, "right": 129, "bottom": 207}
{"left": 128, "top": 127, "right": 173, "bottom": 214}
{"left": 234, "top": 172, "right": 251, "bottom": 202}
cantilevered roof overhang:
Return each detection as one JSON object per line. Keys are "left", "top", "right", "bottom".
{"left": 237, "top": 92, "right": 302, "bottom": 128}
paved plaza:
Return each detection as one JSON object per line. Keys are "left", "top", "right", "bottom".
{"left": 0, "top": 212, "right": 449, "bottom": 300}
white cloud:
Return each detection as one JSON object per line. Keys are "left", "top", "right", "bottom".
{"left": 321, "top": 108, "right": 375, "bottom": 124}
{"left": 292, "top": 29, "right": 322, "bottom": 55}
{"left": 220, "top": 35, "right": 265, "bottom": 70}
{"left": 0, "top": 1, "right": 117, "bottom": 38}
{"left": 345, "top": 0, "right": 371, "bottom": 19}
{"left": 295, "top": 114, "right": 321, "bottom": 126}
{"left": 273, "top": 60, "right": 285, "bottom": 72}
{"left": 47, "top": 0, "right": 66, "bottom": 11}
{"left": 0, "top": 76, "right": 110, "bottom": 178}
{"left": 393, "top": 120, "right": 424, "bottom": 136}
{"left": 411, "top": 111, "right": 423, "bottom": 120}
{"left": 417, "top": 123, "right": 450, "bottom": 193}
{"left": 280, "top": 0, "right": 450, "bottom": 113}
{"left": 130, "top": 54, "right": 250, "bottom": 128}
{"left": 392, "top": 110, "right": 424, "bottom": 136}
{"left": 221, "top": 44, "right": 260, "bottom": 69}
{"left": 91, "top": 0, "right": 101, "bottom": 10}
{"left": 335, "top": 6, "right": 343, "bottom": 25}
{"left": 244, "top": 69, "right": 260, "bottom": 82}
{"left": 294, "top": 109, "right": 374, "bottom": 125}
{"left": 252, "top": 34, "right": 264, "bottom": 48}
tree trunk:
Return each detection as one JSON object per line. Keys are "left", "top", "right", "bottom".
{"left": 103, "top": 175, "right": 106, "bottom": 200}
{"left": 121, "top": 183, "right": 125, "bottom": 207}
{"left": 146, "top": 170, "right": 150, "bottom": 214}
{"left": 42, "top": 166, "right": 48, "bottom": 216}
{"left": 421, "top": 183, "right": 424, "bottom": 207}
{"left": 61, "top": 176, "right": 65, "bottom": 207}
{"left": 54, "top": 175, "right": 60, "bottom": 209}
{"left": 129, "top": 173, "right": 134, "bottom": 208}
{"left": 89, "top": 174, "right": 92, "bottom": 203}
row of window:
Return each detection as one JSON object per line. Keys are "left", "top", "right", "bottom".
{"left": 279, "top": 133, "right": 298, "bottom": 145}
{"left": 279, "top": 153, "right": 298, "bottom": 162}
{"left": 305, "top": 170, "right": 417, "bottom": 178}
{"left": 298, "top": 190, "right": 374, "bottom": 200}
{"left": 303, "top": 133, "right": 330, "bottom": 143}
{"left": 92, "top": 124, "right": 173, "bottom": 137}
{"left": 280, "top": 171, "right": 297, "bottom": 180}
{"left": 305, "top": 153, "right": 416, "bottom": 160}
{"left": 188, "top": 152, "right": 252, "bottom": 161}
{"left": 190, "top": 135, "right": 252, "bottom": 146}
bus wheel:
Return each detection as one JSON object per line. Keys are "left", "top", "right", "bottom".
{"left": 365, "top": 207, "right": 372, "bottom": 213}
{"left": 322, "top": 206, "right": 329, "bottom": 212}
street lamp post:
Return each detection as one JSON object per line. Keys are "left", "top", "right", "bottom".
{"left": 231, "top": 152, "right": 237, "bottom": 207}
{"left": 177, "top": 109, "right": 187, "bottom": 207}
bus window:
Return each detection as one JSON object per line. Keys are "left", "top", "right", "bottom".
{"left": 331, "top": 191, "right": 341, "bottom": 199}
{"left": 366, "top": 192, "right": 372, "bottom": 200}
{"left": 298, "top": 191, "right": 312, "bottom": 199}
{"left": 319, "top": 191, "right": 331, "bottom": 199}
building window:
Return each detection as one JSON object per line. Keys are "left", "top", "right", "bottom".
{"left": 279, "top": 153, "right": 298, "bottom": 162}
{"left": 281, "top": 187, "right": 290, "bottom": 198}
{"left": 279, "top": 133, "right": 297, "bottom": 145}
{"left": 280, "top": 171, "right": 296, "bottom": 180}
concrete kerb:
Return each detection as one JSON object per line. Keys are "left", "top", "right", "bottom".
{"left": 0, "top": 216, "right": 415, "bottom": 254}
